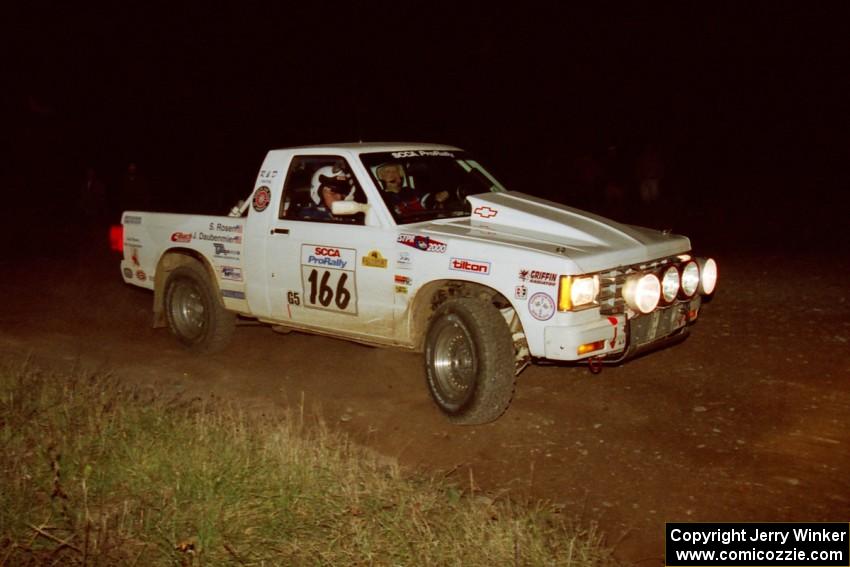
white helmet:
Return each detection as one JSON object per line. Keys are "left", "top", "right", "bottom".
{"left": 376, "top": 162, "right": 406, "bottom": 187}
{"left": 310, "top": 166, "right": 353, "bottom": 205}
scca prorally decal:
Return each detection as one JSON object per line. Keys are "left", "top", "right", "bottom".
{"left": 449, "top": 257, "right": 490, "bottom": 275}
{"left": 135, "top": 270, "right": 147, "bottom": 282}
{"left": 473, "top": 206, "right": 498, "bottom": 219}
{"left": 300, "top": 244, "right": 358, "bottom": 315}
{"left": 302, "top": 245, "right": 353, "bottom": 269}
{"left": 397, "top": 233, "right": 447, "bottom": 253}
{"left": 528, "top": 292, "right": 555, "bottom": 321}
{"left": 252, "top": 186, "right": 271, "bottom": 212}
{"left": 391, "top": 150, "right": 455, "bottom": 158}
{"left": 519, "top": 268, "right": 557, "bottom": 286}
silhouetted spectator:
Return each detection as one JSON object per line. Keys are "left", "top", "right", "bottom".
{"left": 570, "top": 151, "right": 603, "bottom": 210}
{"left": 602, "top": 144, "right": 627, "bottom": 220}
{"left": 79, "top": 166, "right": 108, "bottom": 223}
{"left": 118, "top": 162, "right": 151, "bottom": 214}
{"left": 636, "top": 143, "right": 664, "bottom": 205}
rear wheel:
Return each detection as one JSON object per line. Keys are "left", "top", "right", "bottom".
{"left": 164, "top": 262, "right": 235, "bottom": 353}
{"left": 425, "top": 298, "right": 515, "bottom": 424}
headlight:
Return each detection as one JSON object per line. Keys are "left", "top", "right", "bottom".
{"left": 680, "top": 260, "right": 700, "bottom": 298}
{"left": 558, "top": 275, "right": 599, "bottom": 311}
{"left": 623, "top": 273, "right": 661, "bottom": 314}
{"left": 660, "top": 265, "right": 680, "bottom": 303}
{"left": 698, "top": 257, "right": 717, "bottom": 295}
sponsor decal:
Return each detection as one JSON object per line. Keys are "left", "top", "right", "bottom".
{"left": 213, "top": 243, "right": 241, "bottom": 258}
{"left": 528, "top": 292, "right": 556, "bottom": 321}
{"left": 197, "top": 232, "right": 242, "bottom": 244}
{"left": 123, "top": 267, "right": 133, "bottom": 279}
{"left": 208, "top": 221, "right": 243, "bottom": 233}
{"left": 397, "top": 233, "right": 447, "bottom": 253}
{"left": 361, "top": 250, "right": 388, "bottom": 268}
{"left": 129, "top": 247, "right": 140, "bottom": 266}
{"left": 394, "top": 275, "right": 412, "bottom": 286}
{"left": 515, "top": 285, "right": 527, "bottom": 300}
{"left": 391, "top": 150, "right": 455, "bottom": 158}
{"left": 222, "top": 289, "right": 246, "bottom": 299}
{"left": 519, "top": 268, "right": 557, "bottom": 286}
{"left": 302, "top": 245, "right": 354, "bottom": 270}
{"left": 259, "top": 169, "right": 279, "bottom": 180}
{"left": 124, "top": 236, "right": 142, "bottom": 244}
{"left": 252, "top": 185, "right": 271, "bottom": 212}
{"left": 300, "top": 244, "right": 358, "bottom": 315}
{"left": 449, "top": 257, "right": 491, "bottom": 275}
{"left": 395, "top": 285, "right": 408, "bottom": 294}
{"left": 396, "top": 251, "right": 412, "bottom": 269}
{"left": 171, "top": 232, "right": 192, "bottom": 243}
{"left": 123, "top": 215, "right": 142, "bottom": 225}
{"left": 135, "top": 270, "right": 147, "bottom": 282}
{"left": 473, "top": 205, "right": 498, "bottom": 219}
{"left": 219, "top": 266, "right": 243, "bottom": 281}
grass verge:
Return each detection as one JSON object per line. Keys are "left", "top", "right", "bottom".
{"left": 0, "top": 358, "right": 613, "bottom": 566}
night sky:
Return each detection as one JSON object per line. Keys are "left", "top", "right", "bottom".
{"left": 8, "top": 3, "right": 849, "bottom": 251}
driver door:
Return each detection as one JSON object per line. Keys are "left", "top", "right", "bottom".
{"left": 263, "top": 154, "right": 397, "bottom": 341}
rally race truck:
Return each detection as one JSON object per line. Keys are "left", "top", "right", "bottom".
{"left": 116, "top": 143, "right": 718, "bottom": 424}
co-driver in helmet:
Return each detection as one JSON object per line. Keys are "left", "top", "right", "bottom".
{"left": 375, "top": 162, "right": 448, "bottom": 217}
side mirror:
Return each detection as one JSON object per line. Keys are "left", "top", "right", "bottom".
{"left": 332, "top": 201, "right": 369, "bottom": 216}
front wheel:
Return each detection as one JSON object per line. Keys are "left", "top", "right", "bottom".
{"left": 164, "top": 262, "right": 235, "bottom": 353}
{"left": 425, "top": 298, "right": 515, "bottom": 424}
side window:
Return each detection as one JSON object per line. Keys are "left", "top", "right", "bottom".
{"left": 279, "top": 156, "right": 366, "bottom": 225}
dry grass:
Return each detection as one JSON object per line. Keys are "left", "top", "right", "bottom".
{"left": 0, "top": 357, "right": 613, "bottom": 566}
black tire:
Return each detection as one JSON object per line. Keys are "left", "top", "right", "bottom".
{"left": 164, "top": 262, "right": 235, "bottom": 353}
{"left": 424, "top": 298, "right": 515, "bottom": 424}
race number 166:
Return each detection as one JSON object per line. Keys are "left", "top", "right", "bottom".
{"left": 303, "top": 267, "right": 357, "bottom": 314}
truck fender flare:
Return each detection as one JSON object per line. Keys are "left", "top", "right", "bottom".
{"left": 152, "top": 248, "right": 222, "bottom": 328}
{"left": 408, "top": 279, "right": 526, "bottom": 354}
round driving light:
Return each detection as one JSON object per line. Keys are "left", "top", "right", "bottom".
{"left": 623, "top": 273, "right": 661, "bottom": 314}
{"left": 661, "top": 265, "right": 680, "bottom": 303}
{"left": 680, "top": 260, "right": 700, "bottom": 298}
{"left": 698, "top": 257, "right": 717, "bottom": 295}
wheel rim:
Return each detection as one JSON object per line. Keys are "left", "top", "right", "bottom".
{"left": 431, "top": 315, "right": 477, "bottom": 406}
{"left": 170, "top": 278, "right": 206, "bottom": 340}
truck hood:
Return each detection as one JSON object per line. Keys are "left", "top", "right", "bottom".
{"left": 418, "top": 191, "right": 691, "bottom": 273}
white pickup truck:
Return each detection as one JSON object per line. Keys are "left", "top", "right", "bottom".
{"left": 117, "top": 143, "right": 717, "bottom": 424}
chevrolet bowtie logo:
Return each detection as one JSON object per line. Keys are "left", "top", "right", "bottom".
{"left": 473, "top": 206, "right": 498, "bottom": 219}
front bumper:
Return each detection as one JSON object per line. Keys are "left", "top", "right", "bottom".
{"left": 542, "top": 296, "right": 700, "bottom": 361}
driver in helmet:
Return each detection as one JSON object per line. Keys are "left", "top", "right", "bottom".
{"left": 299, "top": 165, "right": 354, "bottom": 221}
{"left": 376, "top": 162, "right": 448, "bottom": 217}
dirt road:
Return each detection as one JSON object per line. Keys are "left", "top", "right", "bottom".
{"left": 2, "top": 243, "right": 848, "bottom": 563}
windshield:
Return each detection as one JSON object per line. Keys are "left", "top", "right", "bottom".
{"left": 360, "top": 150, "right": 505, "bottom": 224}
